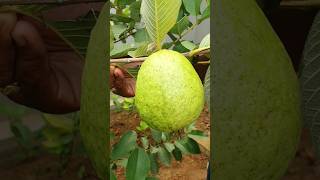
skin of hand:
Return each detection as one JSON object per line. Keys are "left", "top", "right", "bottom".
{"left": 0, "top": 11, "right": 136, "bottom": 114}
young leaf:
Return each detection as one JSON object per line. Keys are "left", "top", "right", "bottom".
{"left": 148, "top": 152, "right": 159, "bottom": 174}
{"left": 157, "top": 146, "right": 172, "bottom": 167}
{"left": 126, "top": 148, "right": 150, "bottom": 180}
{"left": 182, "top": 0, "right": 201, "bottom": 16}
{"left": 140, "top": 0, "right": 182, "bottom": 49}
{"left": 136, "top": 121, "right": 149, "bottom": 132}
{"left": 111, "top": 131, "right": 138, "bottom": 160}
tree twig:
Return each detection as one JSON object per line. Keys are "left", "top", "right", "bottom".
{"left": 0, "top": 0, "right": 104, "bottom": 5}
{"left": 110, "top": 49, "right": 210, "bottom": 63}
{"left": 280, "top": 0, "right": 320, "bottom": 8}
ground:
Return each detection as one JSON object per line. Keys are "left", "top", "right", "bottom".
{"left": 0, "top": 107, "right": 319, "bottom": 180}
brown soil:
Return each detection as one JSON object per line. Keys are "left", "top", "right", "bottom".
{"left": 110, "top": 107, "right": 210, "bottom": 180}
{"left": 0, "top": 107, "right": 320, "bottom": 180}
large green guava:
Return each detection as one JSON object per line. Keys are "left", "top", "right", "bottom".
{"left": 135, "top": 49, "right": 204, "bottom": 132}
{"left": 212, "top": 0, "right": 301, "bottom": 179}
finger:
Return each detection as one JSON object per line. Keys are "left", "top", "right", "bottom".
{"left": 11, "top": 20, "right": 49, "bottom": 87}
{"left": 0, "top": 12, "right": 17, "bottom": 87}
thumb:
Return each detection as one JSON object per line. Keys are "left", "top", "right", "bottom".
{"left": 0, "top": 12, "right": 17, "bottom": 87}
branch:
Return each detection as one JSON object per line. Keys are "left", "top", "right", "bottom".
{"left": 0, "top": 0, "right": 104, "bottom": 5}
{"left": 110, "top": 49, "right": 210, "bottom": 63}
{"left": 280, "top": 0, "right": 320, "bottom": 7}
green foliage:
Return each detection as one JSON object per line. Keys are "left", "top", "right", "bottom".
{"left": 80, "top": 3, "right": 109, "bottom": 179}
{"left": 300, "top": 11, "right": 320, "bottom": 159}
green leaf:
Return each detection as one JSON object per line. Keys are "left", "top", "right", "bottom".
{"left": 111, "top": 44, "right": 137, "bottom": 58}
{"left": 176, "top": 137, "right": 200, "bottom": 154}
{"left": 128, "top": 43, "right": 150, "bottom": 58}
{"left": 157, "top": 147, "right": 171, "bottom": 167}
{"left": 188, "top": 130, "right": 208, "bottom": 141}
{"left": 173, "top": 42, "right": 190, "bottom": 53}
{"left": 141, "top": 137, "right": 149, "bottom": 149}
{"left": 164, "top": 142, "right": 175, "bottom": 152}
{"left": 148, "top": 152, "right": 159, "bottom": 174}
{"left": 150, "top": 128, "right": 162, "bottom": 143}
{"left": 136, "top": 121, "right": 149, "bottom": 131}
{"left": 140, "top": 0, "right": 182, "bottom": 49}
{"left": 0, "top": 95, "right": 28, "bottom": 119}
{"left": 112, "top": 24, "right": 128, "bottom": 39}
{"left": 79, "top": 3, "right": 109, "bottom": 179}
{"left": 111, "top": 131, "right": 138, "bottom": 160}
{"left": 300, "top": 11, "right": 320, "bottom": 158}
{"left": 10, "top": 120, "right": 34, "bottom": 150}
{"left": 130, "top": 1, "right": 142, "bottom": 22}
{"left": 134, "top": 29, "right": 151, "bottom": 43}
{"left": 199, "top": 34, "right": 210, "bottom": 48}
{"left": 172, "top": 146, "right": 182, "bottom": 161}
{"left": 42, "top": 114, "right": 74, "bottom": 133}
{"left": 126, "top": 148, "right": 150, "bottom": 180}
{"left": 182, "top": 0, "right": 201, "bottom": 16}
{"left": 110, "top": 169, "right": 117, "bottom": 180}
{"left": 118, "top": 0, "right": 135, "bottom": 6}
{"left": 111, "top": 14, "right": 134, "bottom": 23}
{"left": 199, "top": 5, "right": 210, "bottom": 23}
{"left": 181, "top": 40, "right": 197, "bottom": 50}
{"left": 170, "top": 16, "right": 192, "bottom": 35}
{"left": 47, "top": 11, "right": 97, "bottom": 57}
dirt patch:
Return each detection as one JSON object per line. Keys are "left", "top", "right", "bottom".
{"left": 110, "top": 107, "right": 210, "bottom": 180}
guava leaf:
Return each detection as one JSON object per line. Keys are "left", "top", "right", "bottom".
{"left": 300, "top": 11, "right": 320, "bottom": 158}
{"left": 126, "top": 148, "right": 150, "bottom": 180}
{"left": 79, "top": 3, "right": 109, "bottom": 180}
{"left": 182, "top": 0, "right": 201, "bottom": 16}
{"left": 111, "top": 131, "right": 138, "bottom": 160}
{"left": 157, "top": 146, "right": 171, "bottom": 167}
{"left": 148, "top": 152, "right": 159, "bottom": 174}
{"left": 199, "top": 34, "right": 210, "bottom": 48}
{"left": 170, "top": 16, "right": 192, "bottom": 35}
{"left": 140, "top": 0, "right": 182, "bottom": 49}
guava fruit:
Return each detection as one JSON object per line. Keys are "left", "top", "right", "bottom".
{"left": 135, "top": 49, "right": 204, "bottom": 132}
{"left": 213, "top": 0, "right": 301, "bottom": 180}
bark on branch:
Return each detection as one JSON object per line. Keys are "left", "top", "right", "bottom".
{"left": 0, "top": 0, "right": 104, "bottom": 5}
{"left": 110, "top": 49, "right": 210, "bottom": 63}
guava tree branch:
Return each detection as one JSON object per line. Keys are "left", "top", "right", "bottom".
{"left": 0, "top": 0, "right": 104, "bottom": 5}
{"left": 110, "top": 49, "right": 210, "bottom": 63}
{"left": 280, "top": 0, "right": 320, "bottom": 7}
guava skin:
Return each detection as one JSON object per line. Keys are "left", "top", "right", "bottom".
{"left": 135, "top": 49, "right": 205, "bottom": 132}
